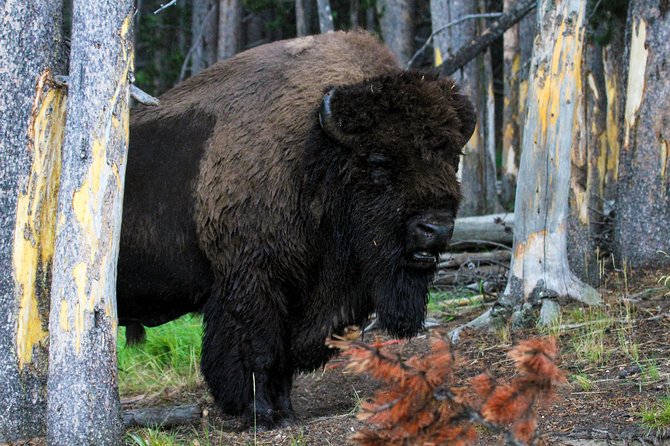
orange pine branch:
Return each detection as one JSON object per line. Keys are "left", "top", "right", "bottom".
{"left": 328, "top": 334, "right": 564, "bottom": 446}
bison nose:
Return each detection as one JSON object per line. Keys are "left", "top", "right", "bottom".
{"left": 410, "top": 219, "right": 454, "bottom": 252}
{"left": 415, "top": 222, "right": 453, "bottom": 242}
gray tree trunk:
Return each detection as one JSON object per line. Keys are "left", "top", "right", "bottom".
{"left": 454, "top": 0, "right": 601, "bottom": 340}
{"left": 500, "top": 0, "right": 521, "bottom": 208}
{"left": 0, "top": 2, "right": 65, "bottom": 441}
{"left": 567, "top": 34, "right": 606, "bottom": 286}
{"left": 614, "top": 0, "right": 670, "bottom": 268}
{"left": 517, "top": 6, "right": 536, "bottom": 149}
{"left": 378, "top": 0, "right": 415, "bottom": 65}
{"left": 46, "top": 0, "right": 133, "bottom": 444}
{"left": 432, "top": 0, "right": 500, "bottom": 216}
{"left": 191, "top": 0, "right": 218, "bottom": 75}
{"left": 296, "top": 0, "right": 310, "bottom": 36}
{"left": 217, "top": 0, "right": 243, "bottom": 60}
{"left": 501, "top": 0, "right": 600, "bottom": 311}
{"left": 350, "top": 0, "right": 360, "bottom": 28}
{"left": 366, "top": 6, "right": 376, "bottom": 31}
{"left": 316, "top": 0, "right": 335, "bottom": 33}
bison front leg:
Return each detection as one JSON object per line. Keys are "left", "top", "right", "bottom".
{"left": 201, "top": 277, "right": 296, "bottom": 429}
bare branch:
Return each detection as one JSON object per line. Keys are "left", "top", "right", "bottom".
{"left": 406, "top": 13, "right": 503, "bottom": 69}
{"left": 439, "top": 0, "right": 536, "bottom": 76}
{"left": 54, "top": 75, "right": 160, "bottom": 106}
{"left": 154, "top": 0, "right": 178, "bottom": 14}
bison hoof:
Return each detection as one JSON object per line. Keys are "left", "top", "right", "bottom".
{"left": 244, "top": 408, "right": 298, "bottom": 431}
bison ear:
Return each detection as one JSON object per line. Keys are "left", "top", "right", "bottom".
{"left": 442, "top": 80, "right": 476, "bottom": 149}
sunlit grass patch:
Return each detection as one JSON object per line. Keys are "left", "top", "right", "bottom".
{"left": 118, "top": 314, "right": 203, "bottom": 395}
{"left": 571, "top": 373, "right": 594, "bottom": 392}
{"left": 640, "top": 396, "right": 670, "bottom": 429}
{"left": 427, "top": 289, "right": 484, "bottom": 318}
{"left": 125, "top": 428, "right": 181, "bottom": 446}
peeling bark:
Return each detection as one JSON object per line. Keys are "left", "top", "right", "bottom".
{"left": 614, "top": 0, "right": 670, "bottom": 268}
{"left": 501, "top": 0, "right": 521, "bottom": 207}
{"left": 441, "top": 1, "right": 603, "bottom": 342}
{"left": 46, "top": 1, "right": 133, "bottom": 444}
{"left": 0, "top": 2, "right": 65, "bottom": 441}
{"left": 501, "top": 0, "right": 601, "bottom": 314}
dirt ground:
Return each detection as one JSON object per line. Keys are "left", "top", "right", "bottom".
{"left": 124, "top": 269, "right": 670, "bottom": 445}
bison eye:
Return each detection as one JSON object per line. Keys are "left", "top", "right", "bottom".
{"left": 370, "top": 167, "right": 391, "bottom": 185}
{"left": 367, "top": 153, "right": 391, "bottom": 167}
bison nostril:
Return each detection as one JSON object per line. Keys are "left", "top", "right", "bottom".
{"left": 416, "top": 222, "right": 452, "bottom": 239}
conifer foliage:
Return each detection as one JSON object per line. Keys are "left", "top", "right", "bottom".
{"left": 328, "top": 335, "right": 565, "bottom": 445}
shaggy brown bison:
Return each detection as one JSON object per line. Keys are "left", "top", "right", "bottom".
{"left": 117, "top": 31, "right": 475, "bottom": 429}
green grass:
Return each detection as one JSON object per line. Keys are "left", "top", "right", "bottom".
{"left": 117, "top": 314, "right": 204, "bottom": 395}
{"left": 125, "top": 428, "right": 181, "bottom": 446}
{"left": 641, "top": 396, "right": 670, "bottom": 429}
{"left": 571, "top": 373, "right": 594, "bottom": 392}
{"left": 427, "top": 289, "right": 483, "bottom": 315}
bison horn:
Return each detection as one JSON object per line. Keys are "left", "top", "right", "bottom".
{"left": 319, "top": 89, "right": 358, "bottom": 147}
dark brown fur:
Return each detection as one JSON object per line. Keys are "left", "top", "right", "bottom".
{"left": 118, "top": 31, "right": 475, "bottom": 429}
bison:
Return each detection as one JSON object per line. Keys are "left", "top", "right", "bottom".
{"left": 117, "top": 31, "right": 475, "bottom": 429}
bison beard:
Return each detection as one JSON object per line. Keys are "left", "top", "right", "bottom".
{"left": 118, "top": 31, "right": 475, "bottom": 430}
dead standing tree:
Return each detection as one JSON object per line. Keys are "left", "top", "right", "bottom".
{"left": 614, "top": 0, "right": 670, "bottom": 269}
{"left": 317, "top": 0, "right": 335, "bottom": 33}
{"left": 218, "top": 0, "right": 243, "bottom": 60}
{"left": 378, "top": 0, "right": 415, "bottom": 65}
{"left": 46, "top": 0, "right": 134, "bottom": 444}
{"left": 0, "top": 2, "right": 66, "bottom": 441}
{"left": 454, "top": 0, "right": 601, "bottom": 338}
{"left": 431, "top": 0, "right": 500, "bottom": 217}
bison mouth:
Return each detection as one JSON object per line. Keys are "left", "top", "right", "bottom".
{"left": 409, "top": 250, "right": 439, "bottom": 268}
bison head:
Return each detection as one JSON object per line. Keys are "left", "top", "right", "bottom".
{"left": 304, "top": 71, "right": 475, "bottom": 339}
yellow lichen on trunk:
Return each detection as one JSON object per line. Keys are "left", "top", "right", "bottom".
{"left": 533, "top": 8, "right": 585, "bottom": 152}
{"left": 63, "top": 15, "right": 133, "bottom": 354}
{"left": 603, "top": 52, "right": 620, "bottom": 183}
{"left": 13, "top": 78, "right": 66, "bottom": 369}
{"left": 623, "top": 19, "right": 648, "bottom": 151}
{"left": 661, "top": 139, "right": 668, "bottom": 178}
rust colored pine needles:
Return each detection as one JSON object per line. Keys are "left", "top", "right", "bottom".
{"left": 327, "top": 335, "right": 565, "bottom": 445}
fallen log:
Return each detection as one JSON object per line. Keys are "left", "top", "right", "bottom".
{"left": 438, "top": 250, "right": 512, "bottom": 269}
{"left": 122, "top": 404, "right": 201, "bottom": 428}
{"left": 450, "top": 213, "right": 514, "bottom": 249}
{"left": 433, "top": 264, "right": 507, "bottom": 287}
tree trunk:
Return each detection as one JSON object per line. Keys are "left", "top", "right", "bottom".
{"left": 366, "top": 6, "right": 376, "bottom": 32}
{"left": 191, "top": 0, "right": 218, "bottom": 75}
{"left": 296, "top": 0, "right": 309, "bottom": 36}
{"left": 517, "top": 8, "right": 536, "bottom": 149}
{"left": 377, "top": 0, "right": 415, "bottom": 65}
{"left": 0, "top": 2, "right": 65, "bottom": 441}
{"left": 567, "top": 34, "right": 606, "bottom": 286}
{"left": 46, "top": 1, "right": 133, "bottom": 444}
{"left": 432, "top": 0, "right": 501, "bottom": 216}
{"left": 501, "top": 0, "right": 601, "bottom": 311}
{"left": 350, "top": 0, "right": 360, "bottom": 28}
{"left": 500, "top": 0, "right": 521, "bottom": 208}
{"left": 218, "top": 0, "right": 243, "bottom": 60}
{"left": 614, "top": 0, "right": 670, "bottom": 268}
{"left": 316, "top": 0, "right": 334, "bottom": 33}
{"left": 453, "top": 0, "right": 602, "bottom": 340}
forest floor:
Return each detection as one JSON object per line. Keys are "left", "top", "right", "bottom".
{"left": 120, "top": 268, "right": 670, "bottom": 446}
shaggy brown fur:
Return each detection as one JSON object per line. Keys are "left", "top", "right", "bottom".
{"left": 117, "top": 31, "right": 475, "bottom": 429}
